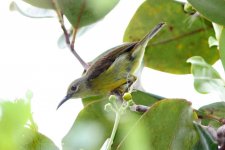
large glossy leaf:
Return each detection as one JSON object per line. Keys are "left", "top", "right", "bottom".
{"left": 219, "top": 28, "right": 225, "bottom": 71}
{"left": 124, "top": 0, "right": 219, "bottom": 74}
{"left": 198, "top": 102, "right": 225, "bottom": 128}
{"left": 22, "top": 0, "right": 54, "bottom": 9}
{"left": 188, "top": 0, "right": 225, "bottom": 26}
{"left": 187, "top": 56, "right": 225, "bottom": 100}
{"left": 117, "top": 99, "right": 198, "bottom": 150}
{"left": 57, "top": 0, "right": 119, "bottom": 28}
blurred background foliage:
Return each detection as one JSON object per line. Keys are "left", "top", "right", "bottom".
{"left": 0, "top": 92, "right": 59, "bottom": 150}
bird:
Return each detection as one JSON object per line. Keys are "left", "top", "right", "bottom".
{"left": 57, "top": 22, "right": 165, "bottom": 109}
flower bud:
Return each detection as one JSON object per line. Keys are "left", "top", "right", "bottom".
{"left": 184, "top": 3, "right": 195, "bottom": 14}
{"left": 104, "top": 103, "right": 113, "bottom": 112}
{"left": 123, "top": 93, "right": 132, "bottom": 101}
{"left": 109, "top": 95, "right": 117, "bottom": 103}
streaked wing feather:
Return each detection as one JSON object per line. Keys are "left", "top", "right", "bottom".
{"left": 86, "top": 42, "right": 137, "bottom": 80}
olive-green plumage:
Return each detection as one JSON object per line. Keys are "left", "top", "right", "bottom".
{"left": 57, "top": 22, "right": 165, "bottom": 109}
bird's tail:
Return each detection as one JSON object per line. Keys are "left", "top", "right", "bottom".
{"left": 132, "top": 22, "right": 166, "bottom": 54}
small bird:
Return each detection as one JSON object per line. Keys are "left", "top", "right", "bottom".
{"left": 57, "top": 22, "right": 165, "bottom": 109}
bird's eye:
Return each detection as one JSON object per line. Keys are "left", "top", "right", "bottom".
{"left": 71, "top": 85, "right": 78, "bottom": 91}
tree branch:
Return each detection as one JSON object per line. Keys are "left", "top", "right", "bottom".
{"left": 130, "top": 104, "right": 149, "bottom": 113}
{"left": 51, "top": 0, "right": 89, "bottom": 70}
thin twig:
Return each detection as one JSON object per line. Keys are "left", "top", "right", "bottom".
{"left": 70, "top": 0, "right": 89, "bottom": 69}
{"left": 51, "top": 0, "right": 89, "bottom": 70}
{"left": 51, "top": 0, "right": 69, "bottom": 43}
{"left": 130, "top": 104, "right": 149, "bottom": 113}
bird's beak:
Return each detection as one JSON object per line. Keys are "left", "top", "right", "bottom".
{"left": 56, "top": 93, "right": 73, "bottom": 110}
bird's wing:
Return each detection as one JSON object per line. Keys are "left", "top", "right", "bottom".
{"left": 86, "top": 42, "right": 137, "bottom": 80}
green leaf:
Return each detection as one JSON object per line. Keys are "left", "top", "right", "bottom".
{"left": 57, "top": 0, "right": 119, "bottom": 28}
{"left": 111, "top": 110, "right": 142, "bottom": 149}
{"left": 0, "top": 99, "right": 31, "bottom": 149}
{"left": 199, "top": 102, "right": 225, "bottom": 128}
{"left": 0, "top": 95, "right": 59, "bottom": 150}
{"left": 219, "top": 28, "right": 225, "bottom": 71}
{"left": 193, "top": 122, "right": 218, "bottom": 150}
{"left": 117, "top": 99, "right": 198, "bottom": 150}
{"left": 131, "top": 90, "right": 163, "bottom": 106}
{"left": 187, "top": 56, "right": 225, "bottom": 100}
{"left": 62, "top": 100, "right": 113, "bottom": 150}
{"left": 62, "top": 100, "right": 142, "bottom": 150}
{"left": 22, "top": 128, "right": 59, "bottom": 150}
{"left": 22, "top": 0, "right": 54, "bottom": 9}
{"left": 188, "top": 0, "right": 225, "bottom": 26}
{"left": 10, "top": 1, "right": 56, "bottom": 18}
{"left": 124, "top": 0, "right": 219, "bottom": 74}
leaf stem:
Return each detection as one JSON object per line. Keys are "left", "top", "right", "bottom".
{"left": 104, "top": 94, "right": 138, "bottom": 149}
{"left": 105, "top": 112, "right": 121, "bottom": 150}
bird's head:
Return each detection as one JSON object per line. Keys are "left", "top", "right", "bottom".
{"left": 57, "top": 77, "right": 86, "bottom": 109}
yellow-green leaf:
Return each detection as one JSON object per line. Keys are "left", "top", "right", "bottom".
{"left": 124, "top": 0, "right": 219, "bottom": 74}
{"left": 0, "top": 96, "right": 58, "bottom": 150}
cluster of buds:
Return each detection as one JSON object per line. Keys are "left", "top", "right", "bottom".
{"left": 104, "top": 93, "right": 134, "bottom": 114}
